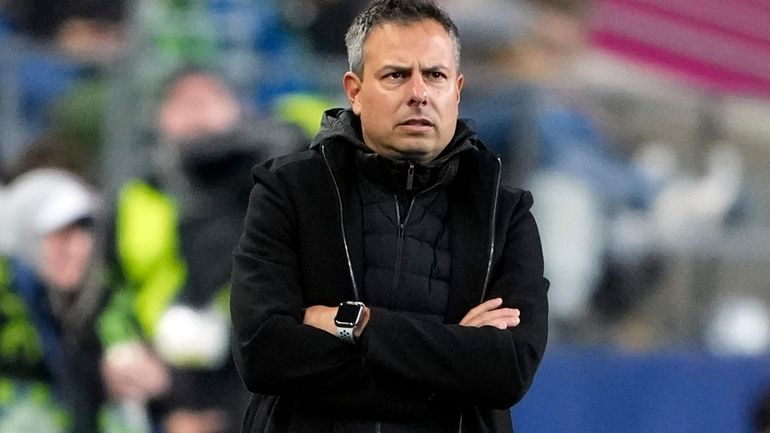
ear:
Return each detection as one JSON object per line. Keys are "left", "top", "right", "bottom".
{"left": 343, "top": 71, "right": 363, "bottom": 115}
{"left": 456, "top": 73, "right": 464, "bottom": 104}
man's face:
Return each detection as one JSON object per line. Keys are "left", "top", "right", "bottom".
{"left": 344, "top": 19, "right": 463, "bottom": 163}
{"left": 159, "top": 73, "right": 241, "bottom": 143}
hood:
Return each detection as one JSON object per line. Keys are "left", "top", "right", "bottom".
{"left": 310, "top": 108, "right": 366, "bottom": 150}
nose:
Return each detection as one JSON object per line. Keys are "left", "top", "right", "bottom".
{"left": 407, "top": 75, "right": 428, "bottom": 106}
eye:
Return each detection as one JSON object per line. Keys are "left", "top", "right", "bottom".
{"left": 427, "top": 71, "right": 447, "bottom": 81}
{"left": 386, "top": 71, "right": 404, "bottom": 80}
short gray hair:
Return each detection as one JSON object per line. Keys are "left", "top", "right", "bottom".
{"left": 345, "top": 0, "right": 461, "bottom": 77}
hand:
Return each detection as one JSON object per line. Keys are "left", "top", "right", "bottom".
{"left": 459, "top": 298, "right": 520, "bottom": 330}
{"left": 302, "top": 305, "right": 337, "bottom": 335}
{"left": 164, "top": 409, "right": 227, "bottom": 433}
{"left": 101, "top": 341, "right": 170, "bottom": 401}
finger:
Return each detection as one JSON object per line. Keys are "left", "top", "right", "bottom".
{"left": 464, "top": 308, "right": 520, "bottom": 327}
{"left": 460, "top": 298, "right": 503, "bottom": 325}
{"left": 485, "top": 314, "right": 521, "bottom": 329}
{"left": 471, "top": 307, "right": 519, "bottom": 323}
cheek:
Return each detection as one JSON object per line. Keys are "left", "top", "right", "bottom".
{"left": 359, "top": 98, "right": 386, "bottom": 128}
{"left": 42, "top": 233, "right": 94, "bottom": 289}
{"left": 438, "top": 89, "right": 460, "bottom": 110}
{"left": 41, "top": 240, "right": 66, "bottom": 287}
{"left": 361, "top": 87, "right": 398, "bottom": 112}
{"left": 437, "top": 94, "right": 459, "bottom": 125}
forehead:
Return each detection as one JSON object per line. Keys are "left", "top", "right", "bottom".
{"left": 362, "top": 20, "right": 456, "bottom": 70}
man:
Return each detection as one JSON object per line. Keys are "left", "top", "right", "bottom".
{"left": 230, "top": 1, "right": 549, "bottom": 432}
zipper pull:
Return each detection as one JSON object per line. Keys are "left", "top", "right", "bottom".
{"left": 406, "top": 162, "right": 415, "bottom": 191}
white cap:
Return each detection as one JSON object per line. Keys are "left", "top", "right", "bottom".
{"left": 4, "top": 168, "right": 100, "bottom": 268}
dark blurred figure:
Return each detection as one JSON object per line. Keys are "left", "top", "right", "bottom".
{"left": 1, "top": 168, "right": 105, "bottom": 433}
{"left": 285, "top": 0, "right": 362, "bottom": 56}
{"left": 1, "top": 0, "right": 127, "bottom": 188}
{"left": 98, "top": 66, "right": 305, "bottom": 433}
{"left": 5, "top": 128, "right": 99, "bottom": 186}
{"left": 1, "top": 0, "right": 126, "bottom": 63}
{"left": 448, "top": 0, "right": 540, "bottom": 188}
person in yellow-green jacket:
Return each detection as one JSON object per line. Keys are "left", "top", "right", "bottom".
{"left": 98, "top": 66, "right": 306, "bottom": 433}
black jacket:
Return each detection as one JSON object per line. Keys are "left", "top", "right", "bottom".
{"left": 230, "top": 109, "right": 549, "bottom": 433}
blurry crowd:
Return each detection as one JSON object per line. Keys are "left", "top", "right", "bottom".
{"left": 1, "top": 0, "right": 769, "bottom": 432}
{"left": 1, "top": 2, "right": 308, "bottom": 431}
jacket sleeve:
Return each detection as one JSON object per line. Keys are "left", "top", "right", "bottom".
{"left": 358, "top": 190, "right": 549, "bottom": 409}
{"left": 230, "top": 164, "right": 431, "bottom": 417}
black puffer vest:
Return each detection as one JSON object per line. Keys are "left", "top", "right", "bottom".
{"left": 356, "top": 152, "right": 458, "bottom": 321}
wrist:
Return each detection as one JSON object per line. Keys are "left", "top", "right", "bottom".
{"left": 334, "top": 301, "right": 366, "bottom": 344}
{"left": 353, "top": 306, "right": 370, "bottom": 339}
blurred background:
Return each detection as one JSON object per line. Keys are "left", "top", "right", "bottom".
{"left": 1, "top": 0, "right": 769, "bottom": 432}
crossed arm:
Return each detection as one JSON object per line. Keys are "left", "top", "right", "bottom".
{"left": 231, "top": 166, "right": 548, "bottom": 416}
{"left": 303, "top": 297, "right": 521, "bottom": 338}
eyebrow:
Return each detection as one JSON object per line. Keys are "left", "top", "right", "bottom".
{"left": 377, "top": 64, "right": 451, "bottom": 74}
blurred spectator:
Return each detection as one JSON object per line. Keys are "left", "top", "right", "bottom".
{"left": 480, "top": 0, "right": 750, "bottom": 348}
{"left": 0, "top": 0, "right": 127, "bottom": 64}
{"left": 5, "top": 128, "right": 100, "bottom": 186}
{"left": 46, "top": 77, "right": 109, "bottom": 185}
{"left": 451, "top": 0, "right": 607, "bottom": 336}
{"left": 456, "top": 0, "right": 671, "bottom": 343}
{"left": 534, "top": 89, "right": 664, "bottom": 331}
{"left": 453, "top": 0, "right": 541, "bottom": 188}
{"left": 0, "top": 0, "right": 123, "bottom": 185}
{"left": 98, "top": 66, "right": 305, "bottom": 433}
{"left": 0, "top": 168, "right": 105, "bottom": 433}
{"left": 0, "top": 37, "right": 86, "bottom": 166}
{"left": 277, "top": 0, "right": 362, "bottom": 56}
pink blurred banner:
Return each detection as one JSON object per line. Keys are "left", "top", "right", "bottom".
{"left": 589, "top": 0, "right": 770, "bottom": 98}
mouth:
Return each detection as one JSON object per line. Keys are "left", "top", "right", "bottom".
{"left": 399, "top": 118, "right": 434, "bottom": 128}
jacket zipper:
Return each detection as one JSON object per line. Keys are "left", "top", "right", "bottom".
{"left": 321, "top": 144, "right": 360, "bottom": 300}
{"left": 391, "top": 161, "right": 417, "bottom": 307}
{"left": 391, "top": 193, "right": 416, "bottom": 307}
{"left": 405, "top": 161, "right": 415, "bottom": 191}
{"left": 478, "top": 155, "right": 502, "bottom": 303}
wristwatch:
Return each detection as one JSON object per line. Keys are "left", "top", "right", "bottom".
{"left": 334, "top": 301, "right": 365, "bottom": 344}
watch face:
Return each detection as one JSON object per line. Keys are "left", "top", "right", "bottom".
{"left": 335, "top": 303, "right": 363, "bottom": 327}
